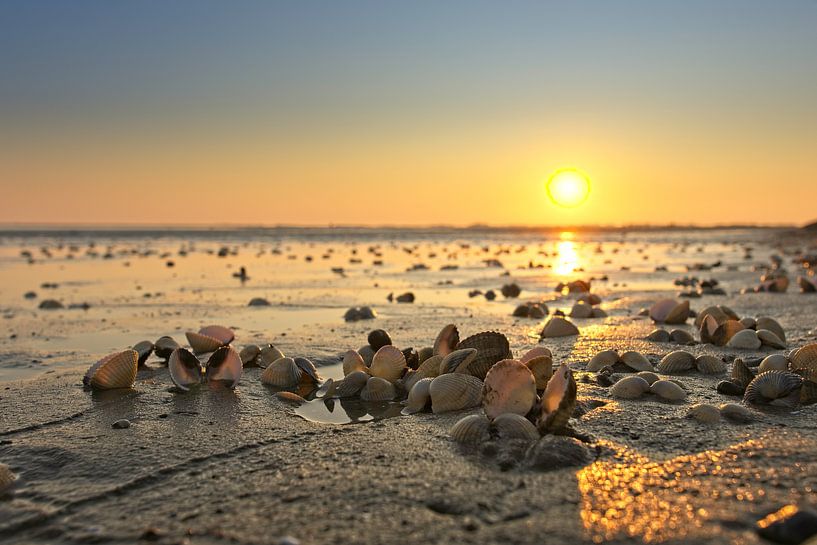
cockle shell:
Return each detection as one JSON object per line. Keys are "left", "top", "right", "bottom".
{"left": 360, "top": 376, "right": 397, "bottom": 401}
{"left": 756, "top": 317, "right": 786, "bottom": 343}
{"left": 699, "top": 315, "right": 720, "bottom": 345}
{"left": 739, "top": 317, "right": 757, "bottom": 329}
{"left": 403, "top": 354, "right": 442, "bottom": 392}
{"left": 610, "top": 375, "right": 650, "bottom": 399}
{"left": 293, "top": 357, "right": 321, "bottom": 383}
{"left": 695, "top": 355, "right": 726, "bottom": 374}
{"left": 730, "top": 358, "right": 755, "bottom": 389}
{"left": 260, "top": 357, "right": 301, "bottom": 388}
{"left": 719, "top": 402, "right": 754, "bottom": 423}
{"left": 358, "top": 344, "right": 375, "bottom": 366}
{"left": 519, "top": 346, "right": 552, "bottom": 364}
{"left": 756, "top": 329, "right": 786, "bottom": 349}
{"left": 239, "top": 345, "right": 261, "bottom": 367}
{"left": 342, "top": 350, "right": 368, "bottom": 376}
{"left": 370, "top": 345, "right": 407, "bottom": 384}
{"left": 647, "top": 329, "right": 671, "bottom": 342}
{"left": 650, "top": 379, "right": 686, "bottom": 401}
{"left": 402, "top": 377, "right": 433, "bottom": 415}
{"left": 536, "top": 364, "right": 577, "bottom": 433}
{"left": 186, "top": 327, "right": 232, "bottom": 355}
{"left": 588, "top": 350, "right": 618, "bottom": 372}
{"left": 656, "top": 350, "right": 695, "bottom": 374}
{"left": 687, "top": 403, "right": 721, "bottom": 424}
{"left": 259, "top": 345, "right": 285, "bottom": 368}
{"left": 169, "top": 348, "right": 203, "bottom": 391}
{"left": 525, "top": 355, "right": 553, "bottom": 391}
{"left": 695, "top": 306, "right": 729, "bottom": 329}
{"left": 540, "top": 317, "right": 579, "bottom": 338}
{"left": 199, "top": 325, "right": 235, "bottom": 345}
{"left": 636, "top": 371, "right": 660, "bottom": 385}
{"left": 334, "top": 370, "right": 369, "bottom": 397}
{"left": 429, "top": 373, "right": 483, "bottom": 413}
{"left": 670, "top": 329, "right": 695, "bottom": 344}
{"left": 493, "top": 413, "right": 540, "bottom": 442}
{"left": 650, "top": 299, "right": 689, "bottom": 324}
{"left": 570, "top": 301, "right": 593, "bottom": 318}
{"left": 0, "top": 463, "right": 16, "bottom": 494}
{"left": 711, "top": 320, "right": 745, "bottom": 347}
{"left": 132, "top": 341, "right": 154, "bottom": 366}
{"left": 440, "top": 348, "right": 478, "bottom": 375}
{"left": 450, "top": 414, "right": 491, "bottom": 446}
{"left": 482, "top": 359, "right": 537, "bottom": 420}
{"left": 154, "top": 336, "right": 180, "bottom": 360}
{"left": 433, "top": 324, "right": 460, "bottom": 356}
{"left": 205, "top": 346, "right": 242, "bottom": 388}
{"left": 727, "top": 329, "right": 761, "bottom": 350}
{"left": 314, "top": 378, "right": 336, "bottom": 399}
{"left": 417, "top": 346, "right": 434, "bottom": 365}
{"left": 790, "top": 342, "right": 817, "bottom": 372}
{"left": 84, "top": 350, "right": 138, "bottom": 390}
{"left": 273, "top": 391, "right": 307, "bottom": 405}
{"left": 456, "top": 331, "right": 511, "bottom": 380}
{"left": 759, "top": 354, "right": 789, "bottom": 373}
{"left": 743, "top": 370, "right": 803, "bottom": 408}
{"left": 619, "top": 351, "right": 654, "bottom": 372}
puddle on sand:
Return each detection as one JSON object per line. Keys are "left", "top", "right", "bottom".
{"left": 295, "top": 397, "right": 404, "bottom": 425}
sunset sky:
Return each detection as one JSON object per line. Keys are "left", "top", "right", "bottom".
{"left": 1, "top": 1, "right": 816, "bottom": 227}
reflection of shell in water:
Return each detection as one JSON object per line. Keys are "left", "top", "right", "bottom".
{"left": 456, "top": 331, "right": 511, "bottom": 380}
{"left": 619, "top": 351, "right": 654, "bottom": 372}
{"left": 440, "top": 348, "right": 478, "bottom": 375}
{"left": 402, "top": 377, "right": 433, "bottom": 415}
{"left": 536, "top": 364, "right": 577, "bottom": 433}
{"left": 524, "top": 355, "right": 553, "bottom": 390}
{"left": 433, "top": 324, "right": 460, "bottom": 357}
{"left": 695, "top": 355, "right": 726, "bottom": 374}
{"left": 649, "top": 379, "right": 686, "bottom": 401}
{"left": 260, "top": 357, "right": 301, "bottom": 388}
{"left": 450, "top": 414, "right": 491, "bottom": 446}
{"left": 743, "top": 370, "right": 802, "bottom": 408}
{"left": 206, "top": 346, "right": 243, "bottom": 388}
{"left": 482, "top": 359, "right": 536, "bottom": 420}
{"left": 429, "top": 373, "right": 483, "bottom": 414}
{"left": 687, "top": 403, "right": 721, "bottom": 424}
{"left": 656, "top": 351, "right": 695, "bottom": 374}
{"left": 86, "top": 350, "right": 139, "bottom": 390}
{"left": 610, "top": 375, "right": 650, "bottom": 399}
{"left": 169, "top": 348, "right": 203, "bottom": 391}
{"left": 335, "top": 370, "right": 369, "bottom": 398}
{"left": 493, "top": 413, "right": 540, "bottom": 442}
{"left": 588, "top": 350, "right": 618, "bottom": 372}
{"left": 370, "top": 345, "right": 407, "bottom": 384}
{"left": 360, "top": 376, "right": 397, "bottom": 401}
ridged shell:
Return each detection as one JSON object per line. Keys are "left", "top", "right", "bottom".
{"left": 403, "top": 354, "right": 442, "bottom": 392}
{"left": 588, "top": 350, "right": 619, "bottom": 372}
{"left": 440, "top": 348, "right": 478, "bottom": 375}
{"left": 540, "top": 317, "right": 579, "bottom": 338}
{"left": 570, "top": 301, "right": 593, "bottom": 318}
{"left": 185, "top": 332, "right": 225, "bottom": 355}
{"left": 335, "top": 370, "right": 369, "bottom": 397}
{"left": 730, "top": 358, "right": 756, "bottom": 389}
{"left": 695, "top": 306, "right": 729, "bottom": 329}
{"left": 520, "top": 346, "right": 552, "bottom": 364}
{"left": 656, "top": 350, "right": 695, "bottom": 374}
{"left": 695, "top": 355, "right": 726, "bottom": 374}
{"left": 206, "top": 346, "right": 242, "bottom": 388}
{"left": 132, "top": 341, "right": 154, "bottom": 365}
{"left": 743, "top": 370, "right": 802, "bottom": 408}
{"left": 536, "top": 364, "right": 577, "bottom": 433}
{"left": 727, "top": 329, "right": 761, "bottom": 350}
{"left": 417, "top": 346, "right": 434, "bottom": 364}
{"left": 198, "top": 325, "right": 235, "bottom": 345}
{"left": 342, "top": 350, "right": 368, "bottom": 376}
{"left": 790, "top": 342, "right": 817, "bottom": 372}
{"left": 482, "top": 359, "right": 536, "bottom": 419}
{"left": 358, "top": 345, "right": 375, "bottom": 366}
{"left": 757, "top": 329, "right": 786, "bottom": 349}
{"left": 665, "top": 300, "right": 690, "bottom": 324}
{"left": 370, "top": 345, "right": 407, "bottom": 384}
{"left": 429, "top": 373, "right": 483, "bottom": 413}
{"left": 169, "top": 348, "right": 203, "bottom": 391}
{"left": 646, "top": 329, "right": 671, "bottom": 342}
{"left": 610, "top": 375, "right": 650, "bottom": 399}
{"left": 525, "top": 355, "right": 553, "bottom": 391}
{"left": 294, "top": 357, "right": 322, "bottom": 383}
{"left": 759, "top": 354, "right": 789, "bottom": 373}
{"left": 154, "top": 336, "right": 180, "bottom": 360}
{"left": 650, "top": 299, "right": 679, "bottom": 323}
{"left": 450, "top": 414, "right": 491, "bottom": 446}
{"left": 402, "top": 377, "right": 433, "bottom": 415}
{"left": 0, "top": 463, "right": 16, "bottom": 494}
{"left": 239, "top": 345, "right": 261, "bottom": 366}
{"left": 650, "top": 379, "right": 686, "bottom": 401}
{"left": 360, "top": 376, "right": 397, "bottom": 401}
{"left": 711, "top": 320, "right": 745, "bottom": 346}
{"left": 260, "top": 357, "right": 301, "bottom": 388}
{"left": 756, "top": 317, "right": 786, "bottom": 342}
{"left": 670, "top": 329, "right": 695, "bottom": 344}
{"left": 273, "top": 391, "right": 307, "bottom": 405}
{"left": 620, "top": 351, "right": 654, "bottom": 372}
{"left": 456, "top": 331, "right": 511, "bottom": 380}
{"left": 687, "top": 403, "right": 721, "bottom": 423}
{"left": 636, "top": 371, "right": 660, "bottom": 385}
{"left": 86, "top": 350, "right": 138, "bottom": 390}
{"left": 259, "top": 345, "right": 285, "bottom": 369}
{"left": 493, "top": 413, "right": 540, "bottom": 442}
{"left": 719, "top": 402, "right": 754, "bottom": 423}
{"left": 433, "top": 324, "right": 460, "bottom": 356}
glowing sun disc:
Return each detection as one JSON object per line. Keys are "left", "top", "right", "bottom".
{"left": 546, "top": 169, "right": 591, "bottom": 208}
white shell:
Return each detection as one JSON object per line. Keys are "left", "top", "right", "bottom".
{"left": 756, "top": 329, "right": 786, "bottom": 349}
{"left": 756, "top": 317, "right": 786, "bottom": 342}
{"left": 258, "top": 345, "right": 285, "bottom": 368}
{"left": 481, "top": 359, "right": 537, "bottom": 419}
{"left": 370, "top": 345, "right": 407, "bottom": 384}
{"left": 758, "top": 354, "right": 789, "bottom": 373}
{"left": 636, "top": 371, "right": 660, "bottom": 385}
{"left": 719, "top": 403, "right": 754, "bottom": 423}
{"left": 619, "top": 351, "right": 654, "bottom": 372}
{"left": 610, "top": 375, "right": 650, "bottom": 399}
{"left": 402, "top": 377, "right": 433, "bottom": 415}
{"left": 429, "top": 373, "right": 483, "bottom": 413}
{"left": 656, "top": 350, "right": 696, "bottom": 374}
{"left": 588, "top": 349, "right": 618, "bottom": 372}
{"left": 519, "top": 346, "right": 552, "bottom": 364}
{"left": 649, "top": 379, "right": 687, "bottom": 401}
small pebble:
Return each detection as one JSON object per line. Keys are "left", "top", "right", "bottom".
{"left": 112, "top": 419, "right": 131, "bottom": 429}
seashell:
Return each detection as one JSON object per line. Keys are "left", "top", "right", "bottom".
{"left": 456, "top": 331, "right": 511, "bottom": 380}
{"left": 759, "top": 354, "right": 789, "bottom": 373}
{"left": 636, "top": 371, "right": 660, "bottom": 385}
{"left": 719, "top": 402, "right": 754, "bottom": 423}
{"left": 367, "top": 329, "right": 392, "bottom": 352}
{"left": 525, "top": 355, "right": 553, "bottom": 391}
{"left": 429, "top": 373, "right": 483, "bottom": 413}
{"left": 450, "top": 414, "right": 491, "bottom": 446}
{"left": 739, "top": 317, "right": 757, "bottom": 329}
{"left": 258, "top": 345, "right": 285, "bottom": 368}
{"left": 314, "top": 378, "right": 336, "bottom": 399}
{"left": 646, "top": 329, "right": 671, "bottom": 342}
{"left": 756, "top": 317, "right": 786, "bottom": 343}
{"left": 185, "top": 331, "right": 224, "bottom": 355}
{"left": 168, "top": 348, "right": 203, "bottom": 391}
{"left": 592, "top": 308, "right": 608, "bottom": 318}
{"left": 519, "top": 346, "right": 552, "bottom": 364}
{"left": 790, "top": 342, "right": 817, "bottom": 372}
{"left": 358, "top": 344, "right": 376, "bottom": 366}
{"left": 493, "top": 413, "right": 540, "bottom": 442}
{"left": 239, "top": 345, "right": 261, "bottom": 367}
{"left": 294, "top": 357, "right": 321, "bottom": 383}
{"left": 664, "top": 300, "right": 690, "bottom": 324}
{"left": 482, "top": 359, "right": 536, "bottom": 420}
{"left": 205, "top": 346, "right": 242, "bottom": 388}
{"left": 619, "top": 351, "right": 654, "bottom": 372}
{"left": 433, "top": 324, "right": 460, "bottom": 356}
{"left": 694, "top": 306, "right": 729, "bottom": 329}
{"left": 260, "top": 357, "right": 301, "bottom": 388}
{"left": 650, "top": 299, "right": 689, "bottom": 324}
{"left": 335, "top": 370, "right": 369, "bottom": 397}
{"left": 417, "top": 346, "right": 434, "bottom": 364}
{"left": 0, "top": 463, "right": 16, "bottom": 494}
{"left": 404, "top": 354, "right": 442, "bottom": 392}
{"left": 687, "top": 403, "right": 721, "bottom": 423}
{"left": 154, "top": 336, "right": 180, "bottom": 360}
{"left": 536, "top": 364, "right": 577, "bottom": 433}
{"left": 273, "top": 391, "right": 307, "bottom": 405}
{"left": 610, "top": 375, "right": 650, "bottom": 399}
{"left": 798, "top": 275, "right": 817, "bottom": 293}
{"left": 198, "top": 325, "right": 235, "bottom": 345}
{"left": 743, "top": 370, "right": 803, "bottom": 408}
{"left": 719, "top": 305, "right": 740, "bottom": 320}
{"left": 756, "top": 329, "right": 786, "bottom": 349}
{"left": 523, "top": 435, "right": 593, "bottom": 470}
{"left": 727, "top": 329, "right": 761, "bottom": 350}
{"left": 650, "top": 379, "right": 687, "bottom": 401}
{"left": 370, "top": 345, "right": 407, "bottom": 384}
{"left": 402, "top": 377, "right": 433, "bottom": 415}
{"left": 132, "top": 341, "right": 154, "bottom": 366}
{"left": 84, "top": 350, "right": 138, "bottom": 390}
{"left": 710, "top": 320, "right": 745, "bottom": 346}
{"left": 669, "top": 329, "right": 695, "bottom": 344}
{"left": 800, "top": 380, "right": 817, "bottom": 405}
{"left": 731, "top": 358, "right": 756, "bottom": 389}
{"left": 695, "top": 355, "right": 726, "bottom": 374}
{"left": 656, "top": 350, "right": 695, "bottom": 374}
{"left": 540, "top": 317, "right": 579, "bottom": 338}
{"left": 570, "top": 301, "right": 593, "bottom": 318}
{"left": 699, "top": 315, "right": 719, "bottom": 344}
{"left": 342, "top": 350, "right": 368, "bottom": 376}
{"left": 360, "top": 376, "right": 397, "bottom": 401}
{"left": 717, "top": 380, "right": 746, "bottom": 396}
{"left": 440, "top": 348, "right": 478, "bottom": 375}
{"left": 588, "top": 349, "right": 618, "bottom": 372}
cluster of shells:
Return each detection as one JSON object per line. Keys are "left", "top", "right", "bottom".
{"left": 696, "top": 306, "right": 786, "bottom": 350}
{"left": 512, "top": 301, "right": 548, "bottom": 319}
{"left": 648, "top": 299, "right": 691, "bottom": 324}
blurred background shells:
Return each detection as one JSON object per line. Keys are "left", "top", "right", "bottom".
{"left": 539, "top": 317, "right": 579, "bottom": 338}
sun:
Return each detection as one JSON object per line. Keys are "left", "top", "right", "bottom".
{"left": 546, "top": 168, "right": 591, "bottom": 208}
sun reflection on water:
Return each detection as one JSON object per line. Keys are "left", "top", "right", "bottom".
{"left": 555, "top": 232, "right": 580, "bottom": 276}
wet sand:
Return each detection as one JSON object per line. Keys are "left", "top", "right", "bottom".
{"left": 1, "top": 228, "right": 817, "bottom": 544}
